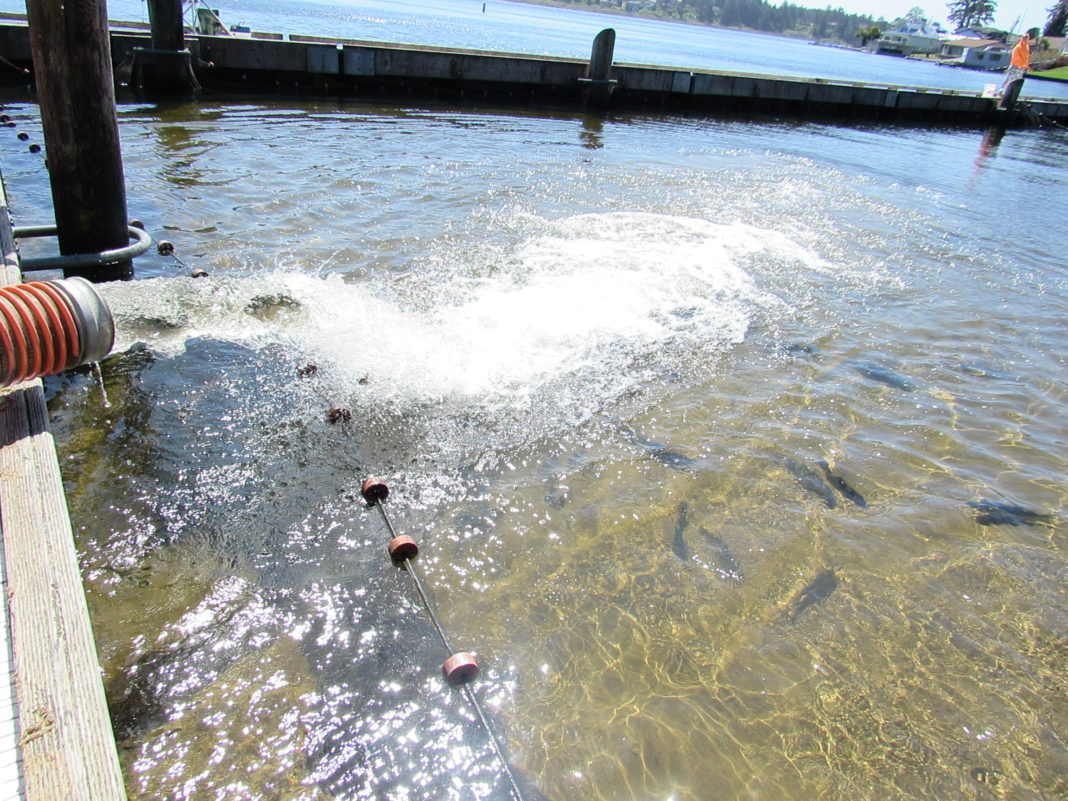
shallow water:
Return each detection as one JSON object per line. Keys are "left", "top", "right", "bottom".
{"left": 1, "top": 99, "right": 1066, "bottom": 800}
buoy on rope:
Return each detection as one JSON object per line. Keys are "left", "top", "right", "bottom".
{"left": 442, "top": 652, "right": 481, "bottom": 685}
{"left": 327, "top": 405, "right": 352, "bottom": 424}
{"left": 129, "top": 219, "right": 145, "bottom": 230}
{"left": 361, "top": 476, "right": 389, "bottom": 505}
{"left": 190, "top": 268, "right": 209, "bottom": 278}
{"left": 387, "top": 535, "right": 419, "bottom": 561}
{"left": 156, "top": 240, "right": 174, "bottom": 255}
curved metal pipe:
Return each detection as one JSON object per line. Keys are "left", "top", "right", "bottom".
{"left": 14, "top": 225, "right": 153, "bottom": 271}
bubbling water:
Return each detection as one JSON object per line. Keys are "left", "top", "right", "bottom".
{"left": 100, "top": 213, "right": 818, "bottom": 435}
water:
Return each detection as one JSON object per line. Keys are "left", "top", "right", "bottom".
{"left": 0, "top": 5, "right": 1066, "bottom": 801}
{"left": 2, "top": 0, "right": 1068, "bottom": 98}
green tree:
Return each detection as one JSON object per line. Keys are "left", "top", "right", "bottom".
{"left": 946, "top": 0, "right": 997, "bottom": 28}
{"left": 1045, "top": 0, "right": 1068, "bottom": 35}
{"left": 905, "top": 6, "right": 927, "bottom": 21}
{"left": 855, "top": 23, "right": 882, "bottom": 44}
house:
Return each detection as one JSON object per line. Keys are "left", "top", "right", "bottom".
{"left": 874, "top": 19, "right": 945, "bottom": 56}
{"left": 940, "top": 38, "right": 1011, "bottom": 69}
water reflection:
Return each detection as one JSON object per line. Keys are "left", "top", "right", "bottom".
{"left": 579, "top": 115, "right": 604, "bottom": 150}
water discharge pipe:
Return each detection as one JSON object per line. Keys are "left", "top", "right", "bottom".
{"left": 0, "top": 277, "right": 115, "bottom": 387}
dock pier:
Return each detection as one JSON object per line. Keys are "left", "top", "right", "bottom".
{"left": 0, "top": 181, "right": 127, "bottom": 800}
{"left": 0, "top": 20, "right": 1065, "bottom": 125}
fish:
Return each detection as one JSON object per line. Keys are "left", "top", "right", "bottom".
{"left": 544, "top": 474, "right": 570, "bottom": 509}
{"left": 817, "top": 459, "right": 867, "bottom": 508}
{"left": 783, "top": 343, "right": 817, "bottom": 357}
{"left": 672, "top": 502, "right": 690, "bottom": 561}
{"left": 968, "top": 500, "right": 1054, "bottom": 527}
{"left": 958, "top": 364, "right": 1020, "bottom": 381}
{"left": 697, "top": 527, "right": 742, "bottom": 582}
{"left": 786, "top": 569, "right": 839, "bottom": 623}
{"left": 847, "top": 360, "right": 916, "bottom": 392}
{"left": 782, "top": 458, "right": 838, "bottom": 509}
{"left": 626, "top": 428, "right": 699, "bottom": 471}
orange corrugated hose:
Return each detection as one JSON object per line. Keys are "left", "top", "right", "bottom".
{"left": 0, "top": 281, "right": 82, "bottom": 385}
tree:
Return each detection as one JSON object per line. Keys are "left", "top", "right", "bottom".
{"left": 1045, "top": 0, "right": 1068, "bottom": 36}
{"left": 855, "top": 23, "right": 882, "bottom": 44}
{"left": 905, "top": 6, "right": 927, "bottom": 21}
{"left": 946, "top": 0, "right": 996, "bottom": 29}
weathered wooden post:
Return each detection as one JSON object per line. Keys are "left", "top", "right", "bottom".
{"left": 25, "top": 0, "right": 132, "bottom": 281}
{"left": 148, "top": 0, "right": 184, "bottom": 50}
{"left": 132, "top": 0, "right": 199, "bottom": 95}
{"left": 579, "top": 28, "right": 617, "bottom": 110}
{"left": 997, "top": 78, "right": 1025, "bottom": 111}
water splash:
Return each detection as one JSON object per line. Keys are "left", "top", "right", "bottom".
{"left": 91, "top": 361, "right": 112, "bottom": 408}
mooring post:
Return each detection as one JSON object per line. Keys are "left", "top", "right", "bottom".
{"left": 148, "top": 0, "right": 184, "bottom": 50}
{"left": 25, "top": 0, "right": 132, "bottom": 281}
{"left": 997, "top": 78, "right": 1024, "bottom": 112}
{"left": 133, "top": 0, "right": 199, "bottom": 95}
{"left": 579, "top": 28, "right": 617, "bottom": 110}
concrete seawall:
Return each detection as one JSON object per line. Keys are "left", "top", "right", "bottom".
{"left": 1, "top": 22, "right": 1066, "bottom": 126}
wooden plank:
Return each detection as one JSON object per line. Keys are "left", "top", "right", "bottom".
{"left": 0, "top": 526, "right": 24, "bottom": 800}
{"left": 0, "top": 174, "right": 126, "bottom": 800}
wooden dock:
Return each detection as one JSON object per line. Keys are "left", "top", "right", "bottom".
{"left": 0, "top": 177, "right": 126, "bottom": 799}
{"left": 0, "top": 21, "right": 1065, "bottom": 126}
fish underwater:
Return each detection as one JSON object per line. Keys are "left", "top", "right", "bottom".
{"left": 785, "top": 569, "right": 839, "bottom": 623}
{"left": 817, "top": 460, "right": 867, "bottom": 508}
{"left": 968, "top": 500, "right": 1055, "bottom": 527}
{"left": 626, "top": 428, "right": 700, "bottom": 471}
{"left": 672, "top": 502, "right": 690, "bottom": 561}
{"left": 696, "top": 527, "right": 742, "bottom": 583}
{"left": 671, "top": 503, "right": 742, "bottom": 583}
{"left": 958, "top": 364, "right": 1022, "bottom": 381}
{"left": 781, "top": 458, "right": 838, "bottom": 509}
{"left": 783, "top": 343, "right": 818, "bottom": 357}
{"left": 847, "top": 360, "right": 916, "bottom": 392}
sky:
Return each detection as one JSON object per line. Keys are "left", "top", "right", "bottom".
{"left": 835, "top": 0, "right": 1054, "bottom": 31}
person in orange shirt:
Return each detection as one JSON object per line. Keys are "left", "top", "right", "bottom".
{"left": 999, "top": 29, "right": 1035, "bottom": 94}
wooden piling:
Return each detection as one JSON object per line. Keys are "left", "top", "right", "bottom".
{"left": 581, "top": 28, "right": 617, "bottom": 109}
{"left": 24, "top": 0, "right": 131, "bottom": 282}
{"left": 998, "top": 78, "right": 1025, "bottom": 111}
{"left": 147, "top": 0, "right": 183, "bottom": 51}
{"left": 133, "top": 0, "right": 198, "bottom": 95}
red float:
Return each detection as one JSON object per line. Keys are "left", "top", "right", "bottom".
{"left": 387, "top": 535, "right": 419, "bottom": 561}
{"left": 360, "top": 476, "right": 389, "bottom": 505}
{"left": 442, "top": 652, "right": 480, "bottom": 685}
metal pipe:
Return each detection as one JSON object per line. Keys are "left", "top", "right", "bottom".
{"left": 15, "top": 224, "right": 153, "bottom": 271}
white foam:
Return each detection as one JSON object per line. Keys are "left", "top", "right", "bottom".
{"left": 102, "top": 213, "right": 810, "bottom": 403}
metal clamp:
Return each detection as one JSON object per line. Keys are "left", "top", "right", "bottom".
{"left": 13, "top": 224, "right": 153, "bottom": 271}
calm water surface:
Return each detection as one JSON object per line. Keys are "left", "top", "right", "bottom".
{"left": 1, "top": 89, "right": 1066, "bottom": 801}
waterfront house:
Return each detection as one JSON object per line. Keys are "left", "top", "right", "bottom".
{"left": 874, "top": 19, "right": 945, "bottom": 56}
{"left": 940, "top": 38, "right": 1011, "bottom": 69}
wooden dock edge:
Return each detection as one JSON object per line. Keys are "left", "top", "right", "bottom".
{"left": 0, "top": 178, "right": 127, "bottom": 799}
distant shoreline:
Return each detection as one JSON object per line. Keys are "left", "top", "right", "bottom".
{"left": 495, "top": 0, "right": 820, "bottom": 44}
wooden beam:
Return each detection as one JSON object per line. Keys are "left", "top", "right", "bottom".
{"left": 24, "top": 0, "right": 131, "bottom": 281}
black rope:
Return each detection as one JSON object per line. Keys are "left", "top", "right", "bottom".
{"left": 374, "top": 501, "right": 454, "bottom": 653}
{"left": 368, "top": 491, "right": 528, "bottom": 801}
{"left": 0, "top": 53, "right": 28, "bottom": 75}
